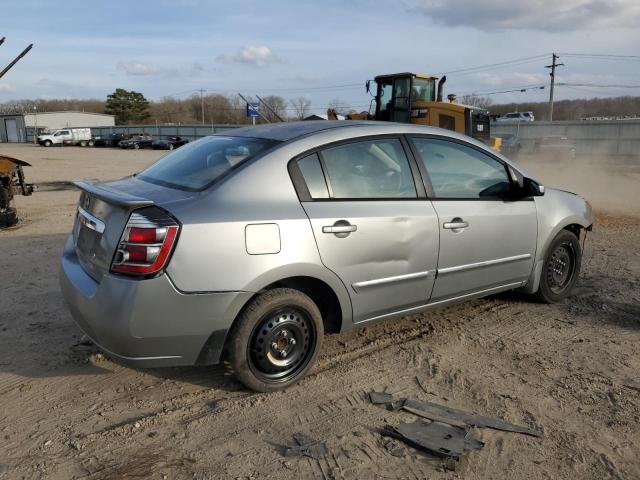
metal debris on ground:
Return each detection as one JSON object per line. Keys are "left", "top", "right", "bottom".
{"left": 369, "top": 391, "right": 394, "bottom": 405}
{"left": 283, "top": 433, "right": 328, "bottom": 460}
{"left": 402, "top": 399, "right": 543, "bottom": 437}
{"left": 383, "top": 420, "right": 484, "bottom": 458}
{"left": 382, "top": 438, "right": 406, "bottom": 458}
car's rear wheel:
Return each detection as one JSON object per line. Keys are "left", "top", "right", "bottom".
{"left": 168, "top": 144, "right": 174, "bottom": 150}
{"left": 133, "top": 143, "right": 140, "bottom": 150}
{"left": 536, "top": 230, "right": 581, "bottom": 303}
{"left": 226, "top": 288, "right": 323, "bottom": 392}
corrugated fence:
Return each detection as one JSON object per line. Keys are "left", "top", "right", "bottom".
{"left": 491, "top": 120, "right": 640, "bottom": 157}
{"left": 87, "top": 120, "right": 640, "bottom": 157}
{"left": 90, "top": 124, "right": 242, "bottom": 142}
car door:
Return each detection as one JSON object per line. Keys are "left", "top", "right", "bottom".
{"left": 409, "top": 136, "right": 537, "bottom": 302}
{"left": 292, "top": 136, "right": 440, "bottom": 323}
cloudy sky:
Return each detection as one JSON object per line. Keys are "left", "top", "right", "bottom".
{"left": 1, "top": 0, "right": 639, "bottom": 113}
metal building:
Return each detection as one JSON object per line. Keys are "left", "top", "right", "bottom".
{"left": 0, "top": 111, "right": 115, "bottom": 143}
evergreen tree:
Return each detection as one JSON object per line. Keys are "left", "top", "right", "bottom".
{"left": 104, "top": 88, "right": 150, "bottom": 124}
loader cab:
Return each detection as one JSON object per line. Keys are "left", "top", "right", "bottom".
{"left": 372, "top": 72, "right": 491, "bottom": 145}
{"left": 374, "top": 73, "right": 437, "bottom": 123}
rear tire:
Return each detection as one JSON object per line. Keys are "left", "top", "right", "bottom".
{"left": 133, "top": 143, "right": 140, "bottom": 150}
{"left": 226, "top": 288, "right": 323, "bottom": 392}
{"left": 535, "top": 230, "right": 581, "bottom": 303}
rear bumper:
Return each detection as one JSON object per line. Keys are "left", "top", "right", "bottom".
{"left": 59, "top": 235, "right": 251, "bottom": 367}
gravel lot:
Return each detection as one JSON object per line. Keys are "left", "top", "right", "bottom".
{"left": 0, "top": 144, "right": 639, "bottom": 479}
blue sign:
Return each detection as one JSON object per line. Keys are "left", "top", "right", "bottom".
{"left": 246, "top": 102, "right": 260, "bottom": 118}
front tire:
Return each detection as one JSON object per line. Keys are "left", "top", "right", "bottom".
{"left": 43, "top": 140, "right": 52, "bottom": 147}
{"left": 536, "top": 230, "right": 582, "bottom": 303}
{"left": 226, "top": 288, "right": 323, "bottom": 392}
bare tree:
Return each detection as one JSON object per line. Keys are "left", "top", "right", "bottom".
{"left": 327, "top": 98, "right": 353, "bottom": 116}
{"left": 289, "top": 96, "right": 312, "bottom": 120}
{"left": 260, "top": 95, "right": 287, "bottom": 122}
{"left": 459, "top": 95, "right": 493, "bottom": 109}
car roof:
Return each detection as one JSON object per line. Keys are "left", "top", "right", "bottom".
{"left": 218, "top": 120, "right": 375, "bottom": 141}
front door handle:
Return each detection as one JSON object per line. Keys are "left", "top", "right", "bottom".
{"left": 443, "top": 218, "right": 469, "bottom": 230}
{"left": 322, "top": 220, "right": 357, "bottom": 238}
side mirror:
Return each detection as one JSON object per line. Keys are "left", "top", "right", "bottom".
{"left": 523, "top": 177, "right": 545, "bottom": 196}
{"left": 365, "top": 80, "right": 370, "bottom": 93}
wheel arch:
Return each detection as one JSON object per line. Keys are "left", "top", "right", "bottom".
{"left": 196, "top": 266, "right": 353, "bottom": 365}
{"left": 521, "top": 217, "right": 590, "bottom": 295}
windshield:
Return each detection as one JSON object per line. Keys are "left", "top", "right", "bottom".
{"left": 411, "top": 78, "right": 436, "bottom": 102}
{"left": 138, "top": 135, "right": 279, "bottom": 191}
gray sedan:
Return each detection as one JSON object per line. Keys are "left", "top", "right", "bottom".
{"left": 60, "top": 121, "right": 592, "bottom": 391}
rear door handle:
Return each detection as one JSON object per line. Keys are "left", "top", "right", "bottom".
{"left": 443, "top": 218, "right": 469, "bottom": 230}
{"left": 322, "top": 225, "right": 357, "bottom": 234}
{"left": 322, "top": 220, "right": 357, "bottom": 237}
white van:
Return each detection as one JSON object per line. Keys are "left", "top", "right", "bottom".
{"left": 37, "top": 128, "right": 93, "bottom": 147}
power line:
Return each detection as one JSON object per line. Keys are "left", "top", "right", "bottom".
{"left": 435, "top": 53, "right": 550, "bottom": 77}
{"left": 558, "top": 53, "right": 640, "bottom": 61}
{"left": 459, "top": 84, "right": 546, "bottom": 96}
{"left": 557, "top": 82, "right": 640, "bottom": 88}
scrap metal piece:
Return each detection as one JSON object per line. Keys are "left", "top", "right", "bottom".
{"left": 284, "top": 433, "right": 328, "bottom": 460}
{"left": 384, "top": 420, "right": 484, "bottom": 458}
{"left": 402, "top": 399, "right": 543, "bottom": 438}
{"left": 369, "top": 391, "right": 394, "bottom": 405}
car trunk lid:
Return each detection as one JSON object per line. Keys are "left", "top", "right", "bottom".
{"left": 72, "top": 177, "right": 194, "bottom": 282}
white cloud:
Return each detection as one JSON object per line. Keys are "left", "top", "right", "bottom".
{"left": 117, "top": 62, "right": 160, "bottom": 76}
{"left": 217, "top": 46, "right": 283, "bottom": 67}
{"left": 409, "top": 0, "right": 640, "bottom": 32}
{"left": 0, "top": 83, "right": 16, "bottom": 93}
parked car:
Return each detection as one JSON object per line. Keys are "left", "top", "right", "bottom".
{"left": 37, "top": 128, "right": 93, "bottom": 147}
{"left": 495, "top": 111, "right": 535, "bottom": 123}
{"left": 532, "top": 136, "right": 576, "bottom": 159}
{"left": 152, "top": 136, "right": 189, "bottom": 150}
{"left": 94, "top": 133, "right": 128, "bottom": 148}
{"left": 493, "top": 133, "right": 521, "bottom": 156}
{"left": 60, "top": 122, "right": 592, "bottom": 392}
{"left": 118, "top": 135, "right": 154, "bottom": 149}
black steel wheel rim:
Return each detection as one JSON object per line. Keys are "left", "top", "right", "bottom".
{"left": 547, "top": 242, "right": 576, "bottom": 294}
{"left": 248, "top": 308, "right": 315, "bottom": 383}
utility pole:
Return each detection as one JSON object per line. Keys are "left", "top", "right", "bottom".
{"left": 200, "top": 88, "right": 205, "bottom": 124}
{"left": 545, "top": 53, "right": 564, "bottom": 122}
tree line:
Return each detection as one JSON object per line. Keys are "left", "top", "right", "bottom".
{"left": 1, "top": 88, "right": 639, "bottom": 124}
{"left": 0, "top": 89, "right": 333, "bottom": 125}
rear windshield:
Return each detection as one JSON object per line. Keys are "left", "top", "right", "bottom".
{"left": 138, "top": 136, "right": 279, "bottom": 191}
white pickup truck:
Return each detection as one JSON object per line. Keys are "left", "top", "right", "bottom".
{"left": 37, "top": 128, "right": 94, "bottom": 147}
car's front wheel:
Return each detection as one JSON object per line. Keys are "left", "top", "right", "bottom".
{"left": 226, "top": 288, "right": 323, "bottom": 392}
{"left": 536, "top": 230, "right": 582, "bottom": 303}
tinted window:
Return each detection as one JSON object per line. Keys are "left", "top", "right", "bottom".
{"left": 297, "top": 153, "right": 329, "bottom": 199}
{"left": 139, "top": 136, "right": 279, "bottom": 190}
{"left": 320, "top": 138, "right": 416, "bottom": 199}
{"left": 411, "top": 138, "right": 511, "bottom": 199}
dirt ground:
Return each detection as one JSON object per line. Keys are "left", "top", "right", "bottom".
{"left": 0, "top": 144, "right": 639, "bottom": 480}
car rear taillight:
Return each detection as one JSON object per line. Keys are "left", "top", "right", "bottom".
{"left": 111, "top": 207, "right": 180, "bottom": 276}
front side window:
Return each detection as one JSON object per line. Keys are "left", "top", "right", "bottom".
{"left": 319, "top": 138, "right": 417, "bottom": 199}
{"left": 411, "top": 137, "right": 511, "bottom": 199}
{"left": 139, "top": 135, "right": 279, "bottom": 190}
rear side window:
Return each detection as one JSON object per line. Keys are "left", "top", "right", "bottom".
{"left": 297, "top": 153, "right": 329, "bottom": 199}
{"left": 411, "top": 137, "right": 511, "bottom": 199}
{"left": 138, "top": 136, "right": 279, "bottom": 191}
{"left": 319, "top": 138, "right": 417, "bottom": 199}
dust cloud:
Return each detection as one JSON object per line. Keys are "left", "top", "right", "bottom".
{"left": 511, "top": 148, "right": 640, "bottom": 216}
